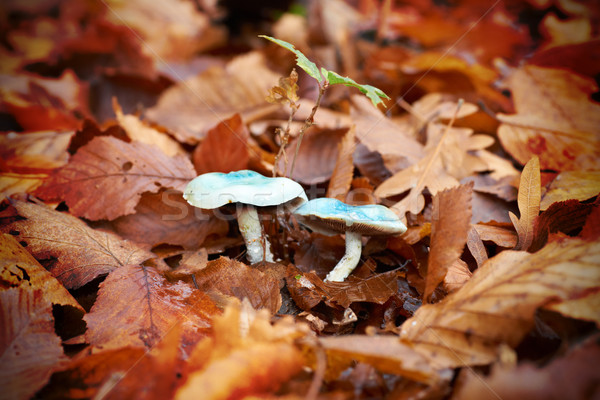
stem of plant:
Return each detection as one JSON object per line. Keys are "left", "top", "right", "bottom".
{"left": 288, "top": 82, "right": 328, "bottom": 179}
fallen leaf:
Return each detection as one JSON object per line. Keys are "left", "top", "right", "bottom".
{"left": 400, "top": 238, "right": 600, "bottom": 368}
{"left": 84, "top": 264, "right": 220, "bottom": 350}
{"left": 466, "top": 226, "right": 488, "bottom": 268}
{"left": 192, "top": 113, "right": 250, "bottom": 174}
{"left": 192, "top": 257, "right": 282, "bottom": 314}
{"left": 316, "top": 335, "right": 443, "bottom": 384}
{"left": 424, "top": 183, "right": 473, "bottom": 302}
{"left": 0, "top": 233, "right": 82, "bottom": 311}
{"left": 0, "top": 200, "right": 156, "bottom": 289}
{"left": 580, "top": 203, "right": 600, "bottom": 240}
{"left": 0, "top": 130, "right": 72, "bottom": 172}
{"left": 473, "top": 222, "right": 517, "bottom": 248}
{"left": 454, "top": 335, "right": 600, "bottom": 400}
{"left": 443, "top": 259, "right": 472, "bottom": 294}
{"left": 146, "top": 52, "right": 280, "bottom": 144}
{"left": 540, "top": 170, "right": 600, "bottom": 210}
{"left": 326, "top": 125, "right": 356, "bottom": 200}
{"left": 509, "top": 156, "right": 541, "bottom": 251}
{"left": 0, "top": 172, "right": 47, "bottom": 200}
{"left": 497, "top": 65, "right": 600, "bottom": 171}
{"left": 318, "top": 269, "right": 400, "bottom": 309}
{"left": 35, "top": 136, "right": 196, "bottom": 220}
{"left": 0, "top": 287, "right": 67, "bottom": 400}
{"left": 111, "top": 190, "right": 228, "bottom": 249}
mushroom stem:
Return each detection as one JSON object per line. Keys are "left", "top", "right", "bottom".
{"left": 237, "top": 205, "right": 274, "bottom": 264}
{"left": 325, "top": 231, "right": 362, "bottom": 282}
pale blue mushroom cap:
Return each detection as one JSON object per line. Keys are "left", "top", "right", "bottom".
{"left": 293, "top": 197, "right": 407, "bottom": 236}
{"left": 183, "top": 170, "right": 307, "bottom": 209}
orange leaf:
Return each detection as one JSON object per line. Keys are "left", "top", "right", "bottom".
{"left": 0, "top": 200, "right": 156, "bottom": 289}
{"left": 540, "top": 170, "right": 600, "bottom": 210}
{"left": 193, "top": 257, "right": 282, "bottom": 314}
{"left": 424, "top": 183, "right": 473, "bottom": 302}
{"left": 0, "top": 233, "right": 82, "bottom": 311}
{"left": 84, "top": 264, "right": 220, "bottom": 351}
{"left": 497, "top": 65, "right": 600, "bottom": 171}
{"left": 35, "top": 136, "right": 196, "bottom": 220}
{"left": 192, "top": 114, "right": 250, "bottom": 174}
{"left": 401, "top": 238, "right": 600, "bottom": 368}
{"left": 146, "top": 52, "right": 280, "bottom": 144}
{"left": 473, "top": 222, "right": 517, "bottom": 248}
{"left": 0, "top": 287, "right": 67, "bottom": 400}
{"left": 326, "top": 125, "right": 356, "bottom": 200}
{"left": 466, "top": 226, "right": 488, "bottom": 268}
{"left": 509, "top": 155, "right": 540, "bottom": 251}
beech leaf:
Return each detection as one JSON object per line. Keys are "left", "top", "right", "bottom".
{"left": 36, "top": 136, "right": 197, "bottom": 220}
{"left": 540, "top": 170, "right": 600, "bottom": 210}
{"left": 509, "top": 155, "right": 541, "bottom": 251}
{"left": 326, "top": 125, "right": 356, "bottom": 200}
{"left": 259, "top": 35, "right": 322, "bottom": 83}
{"left": 424, "top": 183, "right": 473, "bottom": 302}
{"left": 84, "top": 264, "right": 220, "bottom": 351}
{"left": 400, "top": 238, "right": 600, "bottom": 368}
{"left": 0, "top": 200, "right": 156, "bottom": 289}
{"left": 0, "top": 287, "right": 67, "bottom": 400}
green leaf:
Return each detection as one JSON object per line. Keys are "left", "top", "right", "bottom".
{"left": 259, "top": 35, "right": 323, "bottom": 84}
{"left": 326, "top": 70, "right": 390, "bottom": 108}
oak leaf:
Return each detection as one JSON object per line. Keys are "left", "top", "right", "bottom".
{"left": 35, "top": 136, "right": 196, "bottom": 220}
{"left": 509, "top": 156, "right": 541, "bottom": 251}
{"left": 192, "top": 114, "right": 250, "bottom": 174}
{"left": 0, "top": 233, "right": 82, "bottom": 311}
{"left": 84, "top": 264, "right": 220, "bottom": 351}
{"left": 497, "top": 65, "right": 600, "bottom": 171}
{"left": 0, "top": 287, "right": 67, "bottom": 400}
{"left": 400, "top": 238, "right": 600, "bottom": 368}
{"left": 424, "top": 183, "right": 473, "bottom": 302}
{"left": 0, "top": 200, "right": 156, "bottom": 289}
{"left": 146, "top": 52, "right": 280, "bottom": 144}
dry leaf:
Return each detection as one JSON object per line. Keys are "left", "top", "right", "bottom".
{"left": 326, "top": 125, "right": 356, "bottom": 200}
{"left": 192, "top": 113, "right": 250, "bottom": 174}
{"left": 540, "top": 170, "right": 600, "bottom": 210}
{"left": 36, "top": 136, "right": 196, "bottom": 220}
{"left": 509, "top": 156, "right": 541, "bottom": 251}
{"left": 192, "top": 257, "right": 282, "bottom": 314}
{"left": 316, "top": 335, "right": 443, "bottom": 384}
{"left": 146, "top": 52, "right": 280, "bottom": 144}
{"left": 0, "top": 200, "right": 156, "bottom": 289}
{"left": 84, "top": 264, "right": 220, "bottom": 350}
{"left": 443, "top": 259, "right": 472, "bottom": 294}
{"left": 111, "top": 190, "right": 228, "bottom": 249}
{"left": 454, "top": 336, "right": 600, "bottom": 400}
{"left": 0, "top": 287, "right": 67, "bottom": 400}
{"left": 473, "top": 223, "right": 517, "bottom": 248}
{"left": 400, "top": 238, "right": 600, "bottom": 368}
{"left": 0, "top": 233, "right": 82, "bottom": 311}
{"left": 424, "top": 183, "right": 473, "bottom": 302}
{"left": 497, "top": 65, "right": 600, "bottom": 171}
{"left": 466, "top": 226, "right": 488, "bottom": 268}
{"left": 0, "top": 130, "right": 72, "bottom": 172}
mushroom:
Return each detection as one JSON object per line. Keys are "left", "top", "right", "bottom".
{"left": 183, "top": 170, "right": 307, "bottom": 264}
{"left": 293, "top": 197, "right": 407, "bottom": 282}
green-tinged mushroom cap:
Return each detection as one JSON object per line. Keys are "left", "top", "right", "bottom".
{"left": 293, "top": 197, "right": 406, "bottom": 236}
{"left": 183, "top": 170, "right": 307, "bottom": 209}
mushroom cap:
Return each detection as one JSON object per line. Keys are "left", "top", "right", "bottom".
{"left": 183, "top": 170, "right": 307, "bottom": 209}
{"left": 293, "top": 197, "right": 407, "bottom": 236}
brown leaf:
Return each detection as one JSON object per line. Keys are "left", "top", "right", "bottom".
{"left": 473, "top": 222, "right": 517, "bottom": 248}
{"left": 192, "top": 114, "right": 250, "bottom": 174}
{"left": 146, "top": 52, "right": 280, "bottom": 144}
{"left": 346, "top": 177, "right": 376, "bottom": 205}
{"left": 316, "top": 335, "right": 443, "bottom": 384}
{"left": 466, "top": 226, "right": 488, "bottom": 268}
{"left": 580, "top": 202, "right": 600, "bottom": 240}
{"left": 0, "top": 200, "right": 156, "bottom": 289}
{"left": 193, "top": 257, "right": 282, "bottom": 314}
{"left": 326, "top": 125, "right": 356, "bottom": 200}
{"left": 111, "top": 190, "right": 228, "bottom": 249}
{"left": 443, "top": 259, "right": 472, "bottom": 294}
{"left": 509, "top": 155, "right": 540, "bottom": 250}
{"left": 540, "top": 171, "right": 600, "bottom": 210}
{"left": 0, "top": 233, "right": 82, "bottom": 311}
{"left": 497, "top": 65, "right": 600, "bottom": 171}
{"left": 36, "top": 136, "right": 196, "bottom": 220}
{"left": 280, "top": 127, "right": 348, "bottom": 184}
{"left": 454, "top": 336, "right": 600, "bottom": 400}
{"left": 0, "top": 130, "right": 72, "bottom": 172}
{"left": 0, "top": 287, "right": 67, "bottom": 400}
{"left": 84, "top": 264, "right": 220, "bottom": 351}
{"left": 400, "top": 238, "right": 600, "bottom": 368}
{"left": 424, "top": 183, "right": 473, "bottom": 302}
